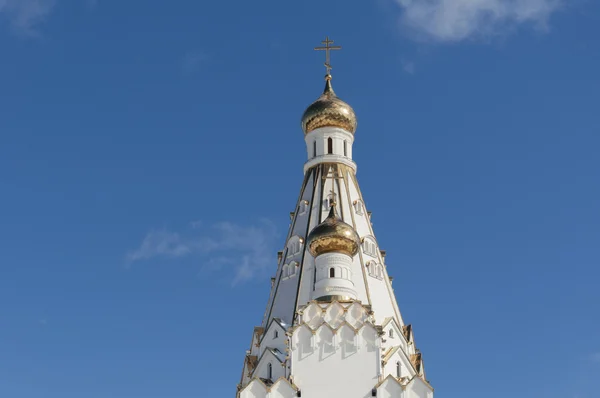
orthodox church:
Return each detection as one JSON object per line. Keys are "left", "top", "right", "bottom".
{"left": 237, "top": 38, "right": 434, "bottom": 398}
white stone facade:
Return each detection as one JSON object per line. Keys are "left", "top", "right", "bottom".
{"left": 239, "top": 302, "right": 432, "bottom": 398}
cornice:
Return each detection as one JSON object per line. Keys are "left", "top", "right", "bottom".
{"left": 304, "top": 156, "right": 357, "bottom": 174}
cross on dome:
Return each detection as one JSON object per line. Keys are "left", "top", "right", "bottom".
{"left": 314, "top": 36, "right": 341, "bottom": 76}
{"left": 301, "top": 37, "right": 357, "bottom": 135}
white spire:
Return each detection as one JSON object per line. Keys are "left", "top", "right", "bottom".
{"left": 237, "top": 38, "right": 434, "bottom": 398}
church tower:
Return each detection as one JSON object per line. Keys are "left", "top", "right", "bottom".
{"left": 237, "top": 38, "right": 434, "bottom": 398}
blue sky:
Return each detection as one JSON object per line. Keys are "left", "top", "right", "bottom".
{"left": 1, "top": 0, "right": 599, "bottom": 397}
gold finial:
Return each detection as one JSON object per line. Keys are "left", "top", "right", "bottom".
{"left": 314, "top": 36, "right": 341, "bottom": 77}
{"left": 329, "top": 189, "right": 337, "bottom": 206}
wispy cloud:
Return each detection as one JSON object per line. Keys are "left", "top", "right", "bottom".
{"left": 394, "top": 0, "right": 563, "bottom": 43}
{"left": 126, "top": 220, "right": 279, "bottom": 285}
{"left": 591, "top": 352, "right": 600, "bottom": 363}
{"left": 0, "top": 0, "right": 56, "bottom": 36}
{"left": 126, "top": 230, "right": 191, "bottom": 262}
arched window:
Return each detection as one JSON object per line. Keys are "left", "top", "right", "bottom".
{"left": 362, "top": 237, "right": 377, "bottom": 257}
{"left": 327, "top": 137, "right": 333, "bottom": 154}
{"left": 274, "top": 330, "right": 279, "bottom": 338}
{"left": 353, "top": 199, "right": 364, "bottom": 215}
{"left": 367, "top": 261, "right": 383, "bottom": 280}
{"left": 396, "top": 361, "right": 401, "bottom": 378}
{"left": 344, "top": 140, "right": 348, "bottom": 156}
{"left": 288, "top": 236, "right": 304, "bottom": 256}
{"left": 313, "top": 140, "right": 317, "bottom": 157}
{"left": 329, "top": 268, "right": 335, "bottom": 278}
{"left": 267, "top": 363, "right": 272, "bottom": 379}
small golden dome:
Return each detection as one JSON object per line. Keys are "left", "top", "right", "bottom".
{"left": 307, "top": 203, "right": 360, "bottom": 257}
{"left": 301, "top": 75, "right": 357, "bottom": 135}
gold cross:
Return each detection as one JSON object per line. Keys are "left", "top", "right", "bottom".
{"left": 314, "top": 36, "right": 341, "bottom": 75}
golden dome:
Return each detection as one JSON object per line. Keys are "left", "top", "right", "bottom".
{"left": 301, "top": 75, "right": 357, "bottom": 135}
{"left": 307, "top": 203, "right": 360, "bottom": 257}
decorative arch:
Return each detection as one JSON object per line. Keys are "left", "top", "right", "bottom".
{"left": 367, "top": 260, "right": 383, "bottom": 280}
{"left": 353, "top": 199, "right": 364, "bottom": 215}
{"left": 362, "top": 236, "right": 378, "bottom": 257}
{"left": 287, "top": 235, "right": 304, "bottom": 256}
{"left": 282, "top": 261, "right": 299, "bottom": 280}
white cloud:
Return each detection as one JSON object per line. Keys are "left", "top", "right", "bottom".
{"left": 126, "top": 230, "right": 191, "bottom": 262}
{"left": 0, "top": 0, "right": 56, "bottom": 36}
{"left": 394, "top": 0, "right": 563, "bottom": 42}
{"left": 127, "top": 220, "right": 279, "bottom": 285}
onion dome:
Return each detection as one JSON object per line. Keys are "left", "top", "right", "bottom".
{"left": 307, "top": 203, "right": 360, "bottom": 257}
{"left": 301, "top": 74, "right": 357, "bottom": 135}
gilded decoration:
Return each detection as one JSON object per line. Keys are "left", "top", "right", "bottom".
{"left": 306, "top": 203, "right": 360, "bottom": 257}
{"left": 301, "top": 76, "right": 357, "bottom": 135}
{"left": 301, "top": 37, "right": 357, "bottom": 135}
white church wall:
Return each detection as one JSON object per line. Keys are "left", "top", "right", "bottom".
{"left": 260, "top": 321, "right": 287, "bottom": 358}
{"left": 378, "top": 377, "right": 405, "bottom": 398}
{"left": 290, "top": 324, "right": 379, "bottom": 398}
{"left": 336, "top": 173, "right": 370, "bottom": 304}
{"left": 383, "top": 350, "right": 413, "bottom": 380}
{"left": 406, "top": 376, "right": 434, "bottom": 398}
{"left": 269, "top": 379, "right": 297, "bottom": 398}
{"left": 304, "top": 127, "right": 354, "bottom": 160}
{"left": 296, "top": 168, "right": 325, "bottom": 308}
{"left": 382, "top": 319, "right": 406, "bottom": 352}
{"left": 254, "top": 350, "right": 284, "bottom": 382}
{"left": 240, "top": 379, "right": 267, "bottom": 398}
{"left": 266, "top": 170, "right": 317, "bottom": 326}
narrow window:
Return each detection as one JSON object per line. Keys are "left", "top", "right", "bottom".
{"left": 274, "top": 330, "right": 279, "bottom": 338}
{"left": 268, "top": 363, "right": 272, "bottom": 379}
{"left": 344, "top": 140, "right": 348, "bottom": 156}
{"left": 327, "top": 137, "right": 333, "bottom": 154}
{"left": 313, "top": 140, "right": 317, "bottom": 157}
{"left": 329, "top": 268, "right": 335, "bottom": 278}
{"left": 396, "top": 361, "right": 401, "bottom": 378}
{"left": 389, "top": 329, "right": 394, "bottom": 338}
